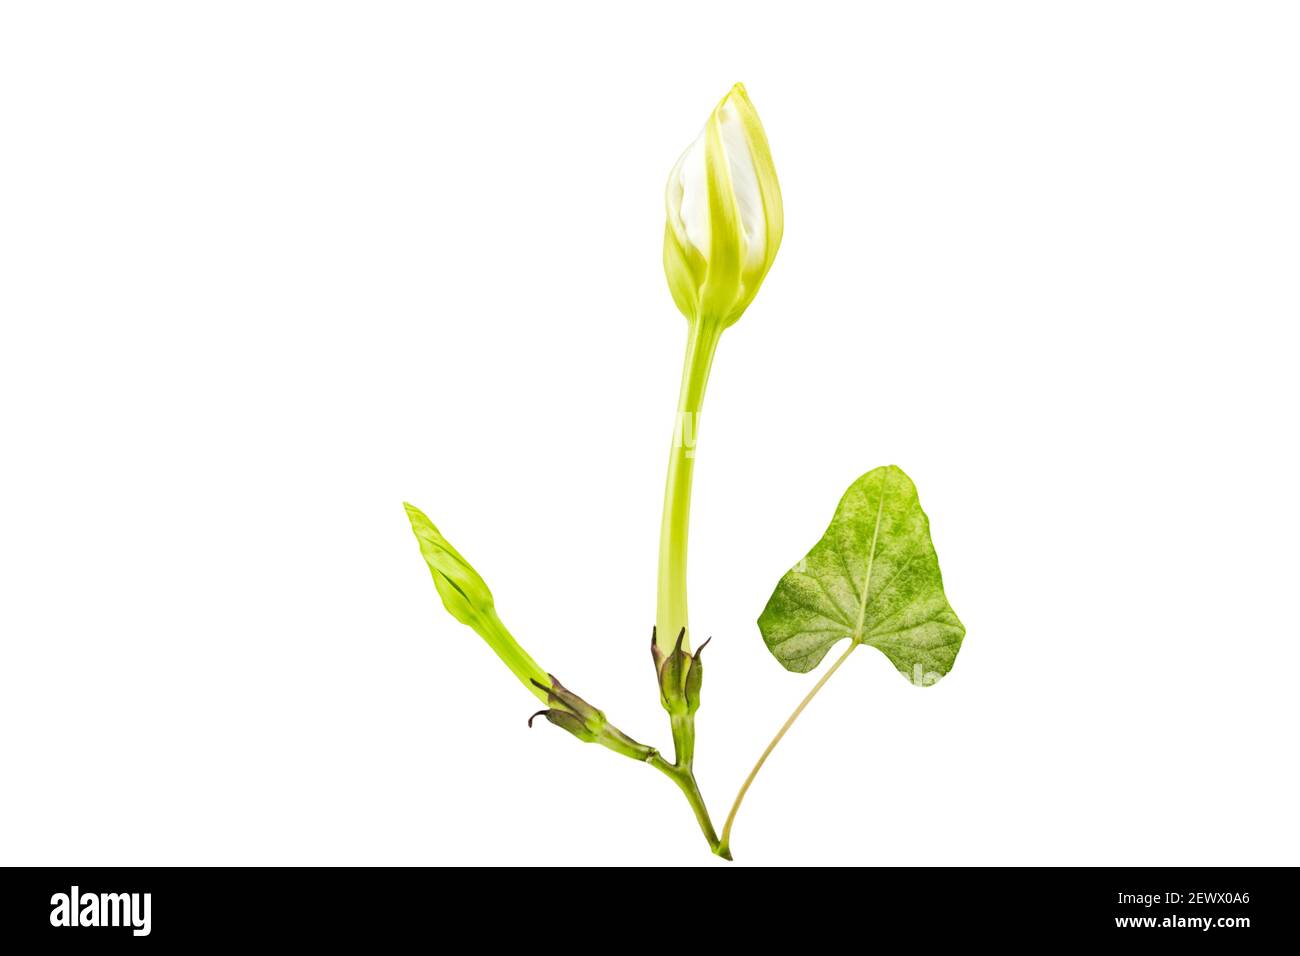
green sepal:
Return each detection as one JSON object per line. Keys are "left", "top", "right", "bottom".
{"left": 652, "top": 627, "right": 706, "bottom": 717}
{"left": 529, "top": 675, "right": 656, "bottom": 762}
{"left": 683, "top": 637, "right": 707, "bottom": 713}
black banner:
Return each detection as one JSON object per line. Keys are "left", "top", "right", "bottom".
{"left": 0, "top": 866, "right": 1288, "bottom": 944}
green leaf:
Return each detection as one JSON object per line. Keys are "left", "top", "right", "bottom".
{"left": 757, "top": 465, "right": 964, "bottom": 684}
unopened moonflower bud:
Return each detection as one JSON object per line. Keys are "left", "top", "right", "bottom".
{"left": 405, "top": 502, "right": 551, "bottom": 702}
{"left": 404, "top": 503, "right": 495, "bottom": 628}
{"left": 663, "top": 83, "right": 783, "bottom": 329}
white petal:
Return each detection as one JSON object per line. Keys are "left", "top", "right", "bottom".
{"left": 717, "top": 99, "right": 765, "bottom": 269}
{"left": 667, "top": 95, "right": 766, "bottom": 270}
{"left": 669, "top": 127, "right": 710, "bottom": 257}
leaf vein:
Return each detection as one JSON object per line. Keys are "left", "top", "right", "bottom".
{"left": 851, "top": 470, "right": 890, "bottom": 641}
{"left": 792, "top": 569, "right": 855, "bottom": 626}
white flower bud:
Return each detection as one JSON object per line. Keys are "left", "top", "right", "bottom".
{"left": 663, "top": 83, "right": 783, "bottom": 328}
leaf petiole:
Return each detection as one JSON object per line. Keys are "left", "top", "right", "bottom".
{"left": 716, "top": 639, "right": 859, "bottom": 858}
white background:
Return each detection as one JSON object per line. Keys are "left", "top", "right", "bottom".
{"left": 2, "top": 2, "right": 1298, "bottom": 867}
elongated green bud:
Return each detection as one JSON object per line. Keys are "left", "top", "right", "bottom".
{"left": 404, "top": 503, "right": 550, "bottom": 703}
{"left": 404, "top": 503, "right": 494, "bottom": 627}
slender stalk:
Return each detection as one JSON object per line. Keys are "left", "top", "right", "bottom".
{"left": 717, "top": 640, "right": 859, "bottom": 857}
{"left": 648, "top": 317, "right": 728, "bottom": 854}
{"left": 669, "top": 713, "right": 694, "bottom": 767}
{"left": 566, "top": 711, "right": 723, "bottom": 854}
{"left": 475, "top": 608, "right": 552, "bottom": 704}
{"left": 655, "top": 319, "right": 723, "bottom": 657}
{"left": 649, "top": 751, "right": 728, "bottom": 858}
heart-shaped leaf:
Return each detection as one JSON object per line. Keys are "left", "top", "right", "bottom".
{"left": 757, "top": 465, "right": 964, "bottom": 684}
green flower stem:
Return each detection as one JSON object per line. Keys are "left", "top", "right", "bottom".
{"left": 656, "top": 318, "right": 723, "bottom": 657}
{"left": 649, "top": 318, "right": 728, "bottom": 857}
{"left": 534, "top": 675, "right": 723, "bottom": 856}
{"left": 649, "top": 751, "right": 727, "bottom": 859}
{"left": 581, "top": 714, "right": 723, "bottom": 856}
{"left": 669, "top": 713, "right": 695, "bottom": 767}
{"left": 475, "top": 608, "right": 552, "bottom": 704}
{"left": 716, "top": 640, "right": 859, "bottom": 858}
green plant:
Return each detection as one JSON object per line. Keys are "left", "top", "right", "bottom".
{"left": 405, "top": 84, "right": 965, "bottom": 860}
